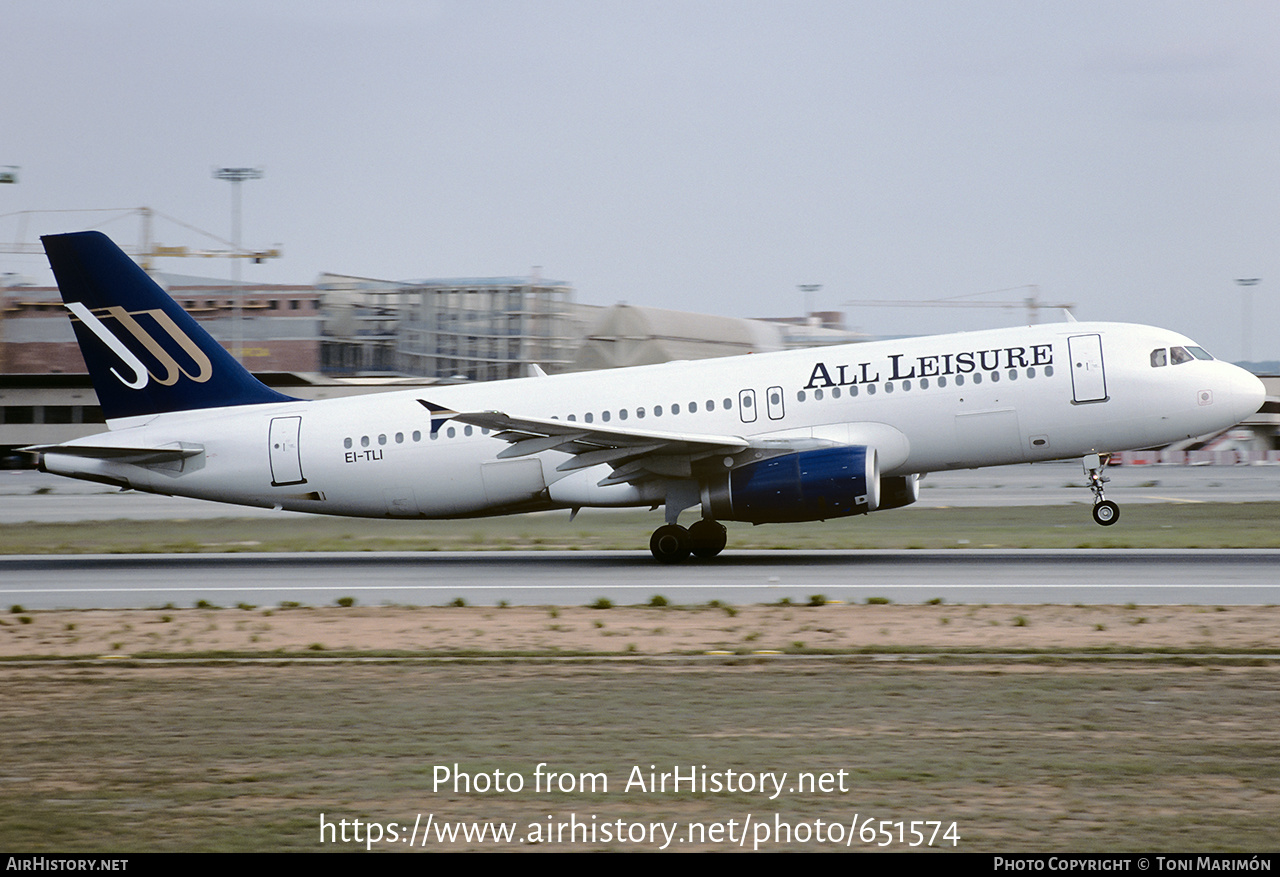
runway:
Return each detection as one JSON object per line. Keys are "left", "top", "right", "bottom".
{"left": 4, "top": 549, "right": 1278, "bottom": 608}
{"left": 4, "top": 461, "right": 1280, "bottom": 522}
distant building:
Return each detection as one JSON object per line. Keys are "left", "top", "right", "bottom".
{"left": 316, "top": 273, "right": 577, "bottom": 381}
{"left": 566, "top": 304, "right": 866, "bottom": 372}
{"left": 0, "top": 275, "right": 321, "bottom": 375}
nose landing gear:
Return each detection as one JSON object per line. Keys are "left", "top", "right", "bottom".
{"left": 1084, "top": 453, "right": 1120, "bottom": 526}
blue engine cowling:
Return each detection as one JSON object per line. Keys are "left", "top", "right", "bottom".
{"left": 703, "top": 446, "right": 880, "bottom": 524}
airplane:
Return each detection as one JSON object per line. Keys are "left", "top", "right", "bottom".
{"left": 25, "top": 231, "right": 1267, "bottom": 562}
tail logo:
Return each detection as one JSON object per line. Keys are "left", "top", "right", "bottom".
{"left": 66, "top": 302, "right": 214, "bottom": 389}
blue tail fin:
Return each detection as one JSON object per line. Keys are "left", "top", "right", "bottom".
{"left": 42, "top": 231, "right": 296, "bottom": 421}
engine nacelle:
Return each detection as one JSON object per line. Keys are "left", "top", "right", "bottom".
{"left": 703, "top": 446, "right": 879, "bottom": 524}
{"left": 878, "top": 473, "right": 919, "bottom": 511}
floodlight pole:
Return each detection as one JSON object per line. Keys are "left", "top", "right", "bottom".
{"left": 213, "top": 167, "right": 263, "bottom": 365}
{"left": 798, "top": 284, "right": 822, "bottom": 320}
{"left": 1236, "top": 278, "right": 1260, "bottom": 363}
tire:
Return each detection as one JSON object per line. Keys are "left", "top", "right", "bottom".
{"left": 688, "top": 519, "right": 727, "bottom": 558}
{"left": 649, "top": 524, "right": 691, "bottom": 563}
{"left": 1092, "top": 500, "right": 1119, "bottom": 526}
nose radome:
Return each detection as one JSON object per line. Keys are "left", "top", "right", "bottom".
{"left": 1228, "top": 366, "right": 1266, "bottom": 422}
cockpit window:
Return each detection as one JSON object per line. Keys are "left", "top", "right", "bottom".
{"left": 1153, "top": 345, "right": 1213, "bottom": 367}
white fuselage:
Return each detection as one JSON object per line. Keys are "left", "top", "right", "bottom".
{"left": 42, "top": 321, "right": 1266, "bottom": 521}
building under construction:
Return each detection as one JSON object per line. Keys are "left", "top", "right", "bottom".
{"left": 317, "top": 274, "right": 577, "bottom": 381}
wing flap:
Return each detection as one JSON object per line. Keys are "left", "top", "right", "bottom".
{"left": 495, "top": 432, "right": 589, "bottom": 459}
{"left": 554, "top": 443, "right": 666, "bottom": 472}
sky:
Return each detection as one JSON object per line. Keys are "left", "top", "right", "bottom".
{"left": 4, "top": 0, "right": 1280, "bottom": 360}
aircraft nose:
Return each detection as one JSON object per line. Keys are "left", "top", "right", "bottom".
{"left": 1226, "top": 365, "right": 1266, "bottom": 423}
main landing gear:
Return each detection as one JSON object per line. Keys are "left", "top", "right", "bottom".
{"left": 1083, "top": 453, "right": 1120, "bottom": 526}
{"left": 650, "top": 519, "right": 728, "bottom": 563}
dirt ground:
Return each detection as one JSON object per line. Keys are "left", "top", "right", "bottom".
{"left": 4, "top": 603, "right": 1279, "bottom": 851}
{"left": 3, "top": 602, "right": 1278, "bottom": 657}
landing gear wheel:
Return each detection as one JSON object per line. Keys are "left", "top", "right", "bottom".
{"left": 650, "top": 524, "right": 691, "bottom": 564}
{"left": 688, "top": 519, "right": 727, "bottom": 558}
{"left": 1083, "top": 453, "right": 1119, "bottom": 527}
{"left": 1092, "top": 500, "right": 1119, "bottom": 526}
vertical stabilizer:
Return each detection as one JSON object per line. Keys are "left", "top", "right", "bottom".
{"left": 42, "top": 231, "right": 296, "bottom": 421}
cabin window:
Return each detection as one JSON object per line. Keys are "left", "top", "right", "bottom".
{"left": 413, "top": 430, "right": 422, "bottom": 442}
{"left": 671, "top": 403, "right": 680, "bottom": 415}
{"left": 972, "top": 374, "right": 982, "bottom": 385}
{"left": 344, "top": 437, "right": 352, "bottom": 449}
{"left": 360, "top": 436, "right": 370, "bottom": 448}
{"left": 464, "top": 426, "right": 473, "bottom": 436}
{"left": 601, "top": 410, "right": 611, "bottom": 422}
{"left": 797, "top": 390, "right": 806, "bottom": 402}
{"left": 1044, "top": 365, "right": 1054, "bottom": 376}
{"left": 707, "top": 399, "right": 716, "bottom": 410}
{"left": 395, "top": 432, "right": 404, "bottom": 443}
{"left": 901, "top": 380, "right": 911, "bottom": 391}
{"left": 849, "top": 385, "right": 859, "bottom": 396}
{"left": 584, "top": 412, "right": 593, "bottom": 423}
{"left": 920, "top": 378, "right": 929, "bottom": 389}
{"left": 990, "top": 372, "right": 999, "bottom": 383}
{"left": 619, "top": 409, "right": 628, "bottom": 421}
{"left": 1007, "top": 370, "right": 1017, "bottom": 381}
{"left": 378, "top": 434, "right": 387, "bottom": 445}
{"left": 654, "top": 405, "right": 663, "bottom": 417}
{"left": 938, "top": 376, "right": 947, "bottom": 387}
{"left": 636, "top": 407, "right": 645, "bottom": 419}
{"left": 722, "top": 398, "right": 732, "bottom": 409}
{"left": 1026, "top": 368, "right": 1035, "bottom": 379}
{"left": 885, "top": 382, "right": 894, "bottom": 393}
{"left": 867, "top": 384, "right": 877, "bottom": 395}
{"left": 447, "top": 427, "right": 456, "bottom": 438}
{"left": 832, "top": 387, "right": 842, "bottom": 398}
{"left": 689, "top": 401, "right": 698, "bottom": 413}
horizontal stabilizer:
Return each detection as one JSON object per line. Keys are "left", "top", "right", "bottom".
{"left": 23, "top": 441, "right": 204, "bottom": 464}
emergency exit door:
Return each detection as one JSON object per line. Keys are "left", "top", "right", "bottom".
{"left": 1068, "top": 334, "right": 1108, "bottom": 403}
{"left": 269, "top": 416, "right": 306, "bottom": 486}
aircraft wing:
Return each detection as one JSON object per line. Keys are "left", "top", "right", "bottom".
{"left": 419, "top": 400, "right": 749, "bottom": 486}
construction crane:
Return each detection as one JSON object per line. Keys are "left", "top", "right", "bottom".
{"left": 0, "top": 206, "right": 281, "bottom": 273}
{"left": 845, "top": 285, "right": 1075, "bottom": 325}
